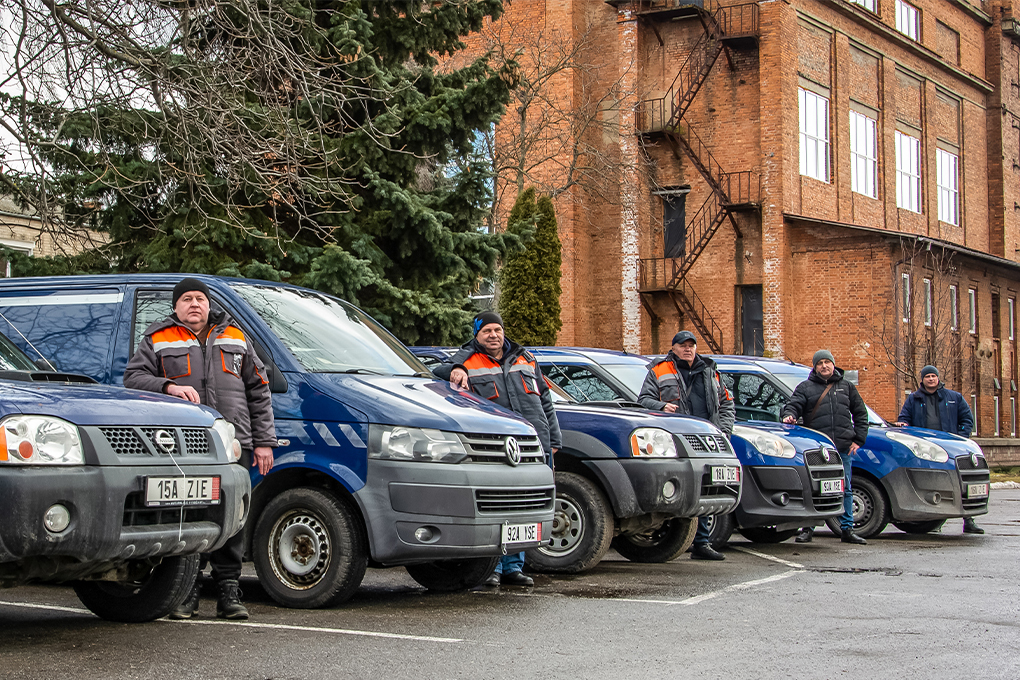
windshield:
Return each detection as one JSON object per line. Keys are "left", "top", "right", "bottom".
{"left": 763, "top": 364, "right": 888, "bottom": 426}
{"left": 232, "top": 284, "right": 429, "bottom": 376}
{"left": 0, "top": 331, "right": 37, "bottom": 371}
{"left": 601, "top": 363, "right": 650, "bottom": 395}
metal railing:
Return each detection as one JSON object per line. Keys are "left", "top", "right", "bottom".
{"left": 674, "top": 279, "right": 724, "bottom": 353}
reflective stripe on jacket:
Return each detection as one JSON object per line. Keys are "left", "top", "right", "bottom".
{"left": 637, "top": 352, "right": 735, "bottom": 435}
{"left": 124, "top": 311, "right": 276, "bottom": 449}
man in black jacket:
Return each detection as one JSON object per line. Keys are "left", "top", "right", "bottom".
{"left": 782, "top": 350, "right": 869, "bottom": 545}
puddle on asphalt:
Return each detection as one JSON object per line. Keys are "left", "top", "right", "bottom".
{"left": 807, "top": 566, "right": 903, "bottom": 576}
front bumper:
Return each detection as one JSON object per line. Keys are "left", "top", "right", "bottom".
{"left": 583, "top": 456, "right": 741, "bottom": 519}
{"left": 0, "top": 463, "right": 250, "bottom": 584}
{"left": 736, "top": 448, "right": 846, "bottom": 530}
{"left": 357, "top": 459, "right": 555, "bottom": 565}
{"left": 880, "top": 456, "right": 990, "bottom": 522}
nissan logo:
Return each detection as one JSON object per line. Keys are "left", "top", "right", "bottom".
{"left": 154, "top": 430, "right": 176, "bottom": 454}
{"left": 705, "top": 436, "right": 718, "bottom": 451}
{"left": 505, "top": 436, "right": 521, "bottom": 467}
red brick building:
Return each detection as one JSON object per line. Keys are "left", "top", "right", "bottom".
{"left": 480, "top": 0, "right": 1020, "bottom": 456}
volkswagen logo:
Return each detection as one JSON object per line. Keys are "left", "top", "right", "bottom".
{"left": 705, "top": 436, "right": 718, "bottom": 451}
{"left": 154, "top": 430, "right": 176, "bottom": 454}
{"left": 505, "top": 436, "right": 521, "bottom": 467}
{"left": 822, "top": 449, "right": 831, "bottom": 463}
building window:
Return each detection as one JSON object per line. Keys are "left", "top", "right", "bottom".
{"left": 849, "top": 111, "right": 878, "bottom": 199}
{"left": 936, "top": 149, "right": 959, "bottom": 225}
{"left": 992, "top": 293, "right": 1001, "bottom": 339}
{"left": 950, "top": 285, "right": 959, "bottom": 330}
{"left": 971, "top": 394, "right": 978, "bottom": 435}
{"left": 850, "top": 0, "right": 877, "bottom": 12}
{"left": 895, "top": 131, "right": 922, "bottom": 213}
{"left": 902, "top": 273, "right": 911, "bottom": 322}
{"left": 896, "top": 0, "right": 920, "bottom": 41}
{"left": 799, "top": 88, "right": 830, "bottom": 182}
{"left": 995, "top": 396, "right": 1001, "bottom": 437}
{"left": 969, "top": 288, "right": 977, "bottom": 334}
{"left": 923, "top": 278, "right": 932, "bottom": 326}
{"left": 1012, "top": 397, "right": 1017, "bottom": 437}
{"left": 1010, "top": 298, "right": 1015, "bottom": 340}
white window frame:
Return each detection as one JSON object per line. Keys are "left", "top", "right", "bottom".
{"left": 1010, "top": 298, "right": 1015, "bottom": 340}
{"left": 902, "top": 273, "right": 911, "bottom": 322}
{"left": 0, "top": 239, "right": 34, "bottom": 279}
{"left": 895, "top": 131, "right": 922, "bottom": 213}
{"left": 995, "top": 396, "right": 1001, "bottom": 437}
{"left": 936, "top": 148, "right": 959, "bottom": 226}
{"left": 950, "top": 285, "right": 959, "bottom": 330}
{"left": 971, "top": 394, "right": 978, "bottom": 435}
{"left": 923, "top": 278, "right": 932, "bottom": 326}
{"left": 1012, "top": 396, "right": 1016, "bottom": 437}
{"left": 799, "top": 88, "right": 830, "bottom": 182}
{"left": 896, "top": 0, "right": 920, "bottom": 41}
{"left": 849, "top": 111, "right": 878, "bottom": 199}
{"left": 969, "top": 288, "right": 977, "bottom": 334}
{"left": 850, "top": 0, "right": 877, "bottom": 12}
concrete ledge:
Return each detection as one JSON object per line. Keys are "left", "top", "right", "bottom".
{"left": 973, "top": 439, "right": 1020, "bottom": 467}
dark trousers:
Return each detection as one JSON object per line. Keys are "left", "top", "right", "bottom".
{"left": 208, "top": 451, "right": 249, "bottom": 582}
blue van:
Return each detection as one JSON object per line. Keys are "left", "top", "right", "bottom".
{"left": 0, "top": 275, "right": 555, "bottom": 608}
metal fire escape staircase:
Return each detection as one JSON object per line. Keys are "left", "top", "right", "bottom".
{"left": 635, "top": 1, "right": 760, "bottom": 354}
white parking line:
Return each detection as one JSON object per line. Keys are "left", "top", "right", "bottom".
{"left": 0, "top": 600, "right": 464, "bottom": 644}
{"left": 607, "top": 570, "right": 804, "bottom": 607}
{"left": 730, "top": 545, "right": 805, "bottom": 569}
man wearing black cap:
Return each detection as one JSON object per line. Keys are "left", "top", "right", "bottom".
{"left": 638, "top": 330, "right": 735, "bottom": 560}
{"left": 435, "top": 311, "right": 561, "bottom": 586}
{"left": 782, "top": 350, "right": 869, "bottom": 544}
{"left": 895, "top": 365, "right": 982, "bottom": 534}
{"left": 125, "top": 277, "right": 276, "bottom": 619}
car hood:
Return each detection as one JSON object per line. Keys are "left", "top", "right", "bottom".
{"left": 873, "top": 425, "right": 984, "bottom": 458}
{"left": 554, "top": 402, "right": 724, "bottom": 435}
{"left": 305, "top": 373, "right": 536, "bottom": 435}
{"left": 736, "top": 420, "right": 837, "bottom": 451}
{"left": 0, "top": 382, "right": 219, "bottom": 427}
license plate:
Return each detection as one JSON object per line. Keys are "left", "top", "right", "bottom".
{"left": 711, "top": 466, "right": 740, "bottom": 484}
{"left": 966, "top": 483, "right": 989, "bottom": 498}
{"left": 145, "top": 476, "right": 220, "bottom": 507}
{"left": 820, "top": 478, "right": 844, "bottom": 495}
{"left": 501, "top": 522, "right": 541, "bottom": 545}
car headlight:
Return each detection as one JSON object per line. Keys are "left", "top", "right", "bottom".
{"left": 886, "top": 431, "right": 949, "bottom": 463}
{"left": 733, "top": 424, "right": 797, "bottom": 458}
{"left": 212, "top": 419, "right": 242, "bottom": 462}
{"left": 368, "top": 426, "right": 468, "bottom": 463}
{"left": 0, "top": 416, "right": 84, "bottom": 465}
{"left": 630, "top": 428, "right": 678, "bottom": 457}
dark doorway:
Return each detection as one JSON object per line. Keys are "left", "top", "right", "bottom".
{"left": 662, "top": 193, "right": 686, "bottom": 259}
{"left": 740, "top": 285, "right": 764, "bottom": 356}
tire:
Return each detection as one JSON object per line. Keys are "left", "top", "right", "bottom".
{"left": 893, "top": 519, "right": 947, "bottom": 535}
{"left": 705, "top": 513, "right": 735, "bottom": 550}
{"left": 405, "top": 556, "right": 501, "bottom": 592}
{"left": 252, "top": 487, "right": 368, "bottom": 609}
{"left": 525, "top": 472, "right": 614, "bottom": 574}
{"left": 737, "top": 526, "right": 800, "bottom": 544}
{"left": 611, "top": 517, "right": 698, "bottom": 563}
{"left": 72, "top": 554, "right": 200, "bottom": 623}
{"left": 824, "top": 476, "right": 888, "bottom": 538}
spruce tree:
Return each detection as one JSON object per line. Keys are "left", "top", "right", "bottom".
{"left": 499, "top": 189, "right": 562, "bottom": 345}
{"left": 6, "top": 1, "right": 515, "bottom": 346}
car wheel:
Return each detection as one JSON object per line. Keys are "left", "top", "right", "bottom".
{"left": 525, "top": 472, "right": 613, "bottom": 574}
{"left": 737, "top": 526, "right": 800, "bottom": 544}
{"left": 824, "top": 476, "right": 888, "bottom": 538}
{"left": 705, "top": 513, "right": 735, "bottom": 550}
{"left": 611, "top": 517, "right": 698, "bottom": 563}
{"left": 892, "top": 519, "right": 947, "bottom": 534}
{"left": 405, "top": 556, "right": 501, "bottom": 592}
{"left": 253, "top": 487, "right": 368, "bottom": 609}
{"left": 72, "top": 554, "right": 200, "bottom": 623}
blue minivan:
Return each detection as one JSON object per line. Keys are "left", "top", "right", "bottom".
{"left": 0, "top": 275, "right": 556, "bottom": 608}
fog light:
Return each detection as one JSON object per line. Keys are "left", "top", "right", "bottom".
{"left": 925, "top": 492, "right": 942, "bottom": 505}
{"left": 414, "top": 527, "right": 434, "bottom": 543}
{"left": 662, "top": 480, "right": 677, "bottom": 499}
{"left": 771, "top": 492, "right": 790, "bottom": 506}
{"left": 44, "top": 504, "right": 70, "bottom": 533}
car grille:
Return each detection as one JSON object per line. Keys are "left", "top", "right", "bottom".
{"left": 804, "top": 447, "right": 846, "bottom": 513}
{"left": 682, "top": 434, "right": 731, "bottom": 455}
{"left": 122, "top": 491, "right": 217, "bottom": 526}
{"left": 100, "top": 427, "right": 212, "bottom": 457}
{"left": 956, "top": 456, "right": 991, "bottom": 511}
{"left": 699, "top": 470, "right": 740, "bottom": 499}
{"left": 457, "top": 432, "right": 545, "bottom": 464}
{"left": 475, "top": 487, "right": 555, "bottom": 514}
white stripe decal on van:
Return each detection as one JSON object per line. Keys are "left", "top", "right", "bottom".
{"left": 0, "top": 293, "right": 124, "bottom": 306}
{"left": 339, "top": 424, "right": 366, "bottom": 448}
{"left": 313, "top": 423, "right": 342, "bottom": 447}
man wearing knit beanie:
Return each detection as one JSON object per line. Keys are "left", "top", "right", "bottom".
{"left": 895, "top": 364, "right": 981, "bottom": 534}
{"left": 782, "top": 350, "right": 870, "bottom": 544}
{"left": 434, "top": 311, "right": 560, "bottom": 587}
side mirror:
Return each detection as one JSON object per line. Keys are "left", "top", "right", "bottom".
{"left": 34, "top": 358, "right": 57, "bottom": 371}
{"left": 251, "top": 340, "right": 288, "bottom": 394}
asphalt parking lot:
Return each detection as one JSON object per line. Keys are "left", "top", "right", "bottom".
{"left": 1, "top": 490, "right": 1017, "bottom": 680}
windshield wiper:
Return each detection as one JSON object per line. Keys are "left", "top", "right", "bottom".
{"left": 340, "top": 368, "right": 384, "bottom": 375}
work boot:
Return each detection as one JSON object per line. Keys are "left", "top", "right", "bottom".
{"left": 215, "top": 579, "right": 249, "bottom": 620}
{"left": 841, "top": 529, "right": 867, "bottom": 545}
{"left": 962, "top": 517, "right": 985, "bottom": 534}
{"left": 690, "top": 544, "right": 725, "bottom": 561}
{"left": 500, "top": 571, "right": 534, "bottom": 587}
{"left": 794, "top": 527, "right": 814, "bottom": 543}
{"left": 168, "top": 582, "right": 200, "bottom": 620}
{"left": 483, "top": 572, "right": 501, "bottom": 587}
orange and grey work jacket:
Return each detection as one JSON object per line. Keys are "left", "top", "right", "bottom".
{"left": 637, "top": 352, "right": 735, "bottom": 435}
{"left": 436, "top": 339, "right": 561, "bottom": 454}
{"left": 124, "top": 310, "right": 276, "bottom": 451}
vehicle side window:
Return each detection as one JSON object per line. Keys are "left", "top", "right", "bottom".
{"left": 132, "top": 289, "right": 225, "bottom": 353}
{"left": 539, "top": 364, "right": 621, "bottom": 402}
{"left": 724, "top": 372, "right": 784, "bottom": 422}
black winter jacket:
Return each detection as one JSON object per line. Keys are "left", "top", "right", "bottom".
{"left": 781, "top": 367, "right": 869, "bottom": 453}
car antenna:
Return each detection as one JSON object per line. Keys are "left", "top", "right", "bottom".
{"left": 0, "top": 310, "right": 57, "bottom": 370}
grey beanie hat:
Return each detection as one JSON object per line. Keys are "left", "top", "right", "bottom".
{"left": 812, "top": 349, "right": 835, "bottom": 367}
{"left": 920, "top": 365, "right": 939, "bottom": 379}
